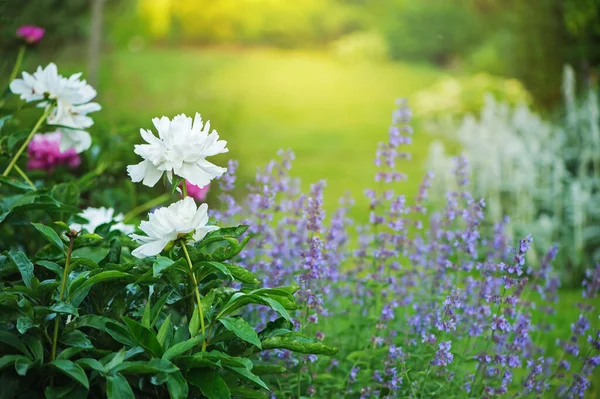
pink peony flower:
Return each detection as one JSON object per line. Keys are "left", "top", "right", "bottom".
{"left": 16, "top": 25, "right": 45, "bottom": 44}
{"left": 27, "top": 132, "right": 81, "bottom": 172}
{"left": 185, "top": 181, "right": 210, "bottom": 201}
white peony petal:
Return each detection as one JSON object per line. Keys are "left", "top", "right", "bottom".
{"left": 127, "top": 160, "right": 150, "bottom": 183}
{"left": 142, "top": 163, "right": 164, "bottom": 187}
{"left": 131, "top": 238, "right": 170, "bottom": 258}
{"left": 193, "top": 225, "right": 219, "bottom": 242}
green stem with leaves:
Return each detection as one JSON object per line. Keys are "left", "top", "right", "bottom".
{"left": 3, "top": 104, "right": 53, "bottom": 177}
{"left": 180, "top": 240, "right": 206, "bottom": 351}
{"left": 13, "top": 164, "right": 36, "bottom": 190}
{"left": 51, "top": 232, "right": 76, "bottom": 361}
{"left": 7, "top": 46, "right": 26, "bottom": 87}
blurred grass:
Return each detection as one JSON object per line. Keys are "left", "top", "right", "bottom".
{"left": 55, "top": 46, "right": 446, "bottom": 221}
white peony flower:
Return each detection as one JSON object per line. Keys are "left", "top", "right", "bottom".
{"left": 71, "top": 207, "right": 135, "bottom": 235}
{"left": 127, "top": 113, "right": 228, "bottom": 188}
{"left": 130, "top": 197, "right": 218, "bottom": 259}
{"left": 9, "top": 63, "right": 100, "bottom": 153}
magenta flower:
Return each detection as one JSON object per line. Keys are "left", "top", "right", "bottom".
{"left": 185, "top": 181, "right": 210, "bottom": 201}
{"left": 27, "top": 132, "right": 81, "bottom": 172}
{"left": 16, "top": 25, "right": 45, "bottom": 44}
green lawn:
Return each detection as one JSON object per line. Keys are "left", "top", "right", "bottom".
{"left": 58, "top": 47, "right": 446, "bottom": 221}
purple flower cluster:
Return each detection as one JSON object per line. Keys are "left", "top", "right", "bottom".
{"left": 214, "top": 100, "right": 600, "bottom": 398}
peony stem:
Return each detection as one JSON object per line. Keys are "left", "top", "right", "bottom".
{"left": 123, "top": 192, "right": 171, "bottom": 222}
{"left": 7, "top": 46, "right": 26, "bottom": 88}
{"left": 13, "top": 164, "right": 36, "bottom": 190}
{"left": 182, "top": 180, "right": 188, "bottom": 197}
{"left": 50, "top": 232, "right": 76, "bottom": 361}
{"left": 3, "top": 104, "right": 53, "bottom": 177}
{"left": 180, "top": 240, "right": 207, "bottom": 351}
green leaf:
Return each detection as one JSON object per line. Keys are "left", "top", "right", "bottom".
{"left": 36, "top": 260, "right": 63, "bottom": 276}
{"left": 50, "top": 183, "right": 80, "bottom": 208}
{"left": 7, "top": 249, "right": 34, "bottom": 288}
{"left": 105, "top": 322, "right": 136, "bottom": 347}
{"left": 0, "top": 331, "right": 30, "bottom": 356}
{"left": 187, "top": 369, "right": 231, "bottom": 399}
{"left": 70, "top": 270, "right": 132, "bottom": 307}
{"left": 50, "top": 359, "right": 90, "bottom": 389}
{"left": 22, "top": 335, "right": 43, "bottom": 361}
{"left": 153, "top": 256, "right": 174, "bottom": 277}
{"left": 142, "top": 296, "right": 152, "bottom": 328}
{"left": 198, "top": 261, "right": 233, "bottom": 280}
{"left": 251, "top": 365, "right": 287, "bottom": 375}
{"left": 261, "top": 332, "right": 338, "bottom": 355}
{"left": 224, "top": 263, "right": 259, "bottom": 284}
{"left": 103, "top": 348, "right": 127, "bottom": 372}
{"left": 56, "top": 347, "right": 85, "bottom": 360}
{"left": 31, "top": 223, "right": 65, "bottom": 251}
{"left": 0, "top": 176, "right": 34, "bottom": 191}
{"left": 61, "top": 330, "right": 93, "bottom": 349}
{"left": 99, "top": 238, "right": 121, "bottom": 267}
{"left": 0, "top": 355, "right": 29, "bottom": 371}
{"left": 122, "top": 317, "right": 164, "bottom": 358}
{"left": 189, "top": 306, "right": 200, "bottom": 337}
{"left": 228, "top": 386, "right": 268, "bottom": 399}
{"left": 157, "top": 315, "right": 173, "bottom": 348}
{"left": 74, "top": 315, "right": 113, "bottom": 330}
{"left": 219, "top": 317, "right": 261, "bottom": 349}
{"left": 14, "top": 356, "right": 33, "bottom": 376}
{"left": 50, "top": 302, "right": 79, "bottom": 316}
{"left": 106, "top": 373, "right": 135, "bottom": 399}
{"left": 76, "top": 358, "right": 106, "bottom": 373}
{"left": 113, "top": 358, "right": 178, "bottom": 375}
{"left": 259, "top": 296, "right": 292, "bottom": 323}
{"left": 225, "top": 366, "right": 269, "bottom": 391}
{"left": 166, "top": 370, "right": 188, "bottom": 399}
{"left": 162, "top": 334, "right": 204, "bottom": 361}
{"left": 16, "top": 317, "right": 38, "bottom": 334}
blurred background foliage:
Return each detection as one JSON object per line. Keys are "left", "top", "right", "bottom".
{"left": 1, "top": 0, "right": 599, "bottom": 279}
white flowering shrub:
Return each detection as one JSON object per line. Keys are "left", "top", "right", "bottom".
{"left": 427, "top": 66, "right": 600, "bottom": 281}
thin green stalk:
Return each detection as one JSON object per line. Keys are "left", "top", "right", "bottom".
{"left": 7, "top": 46, "right": 26, "bottom": 86}
{"left": 13, "top": 164, "right": 36, "bottom": 190}
{"left": 123, "top": 192, "right": 171, "bottom": 222}
{"left": 181, "top": 241, "right": 206, "bottom": 351}
{"left": 51, "top": 233, "right": 76, "bottom": 361}
{"left": 182, "top": 180, "right": 188, "bottom": 197}
{"left": 3, "top": 104, "right": 53, "bottom": 177}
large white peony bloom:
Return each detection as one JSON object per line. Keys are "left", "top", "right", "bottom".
{"left": 127, "top": 113, "right": 228, "bottom": 188}
{"left": 130, "top": 197, "right": 219, "bottom": 259}
{"left": 71, "top": 207, "right": 135, "bottom": 235}
{"left": 9, "top": 63, "right": 100, "bottom": 153}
